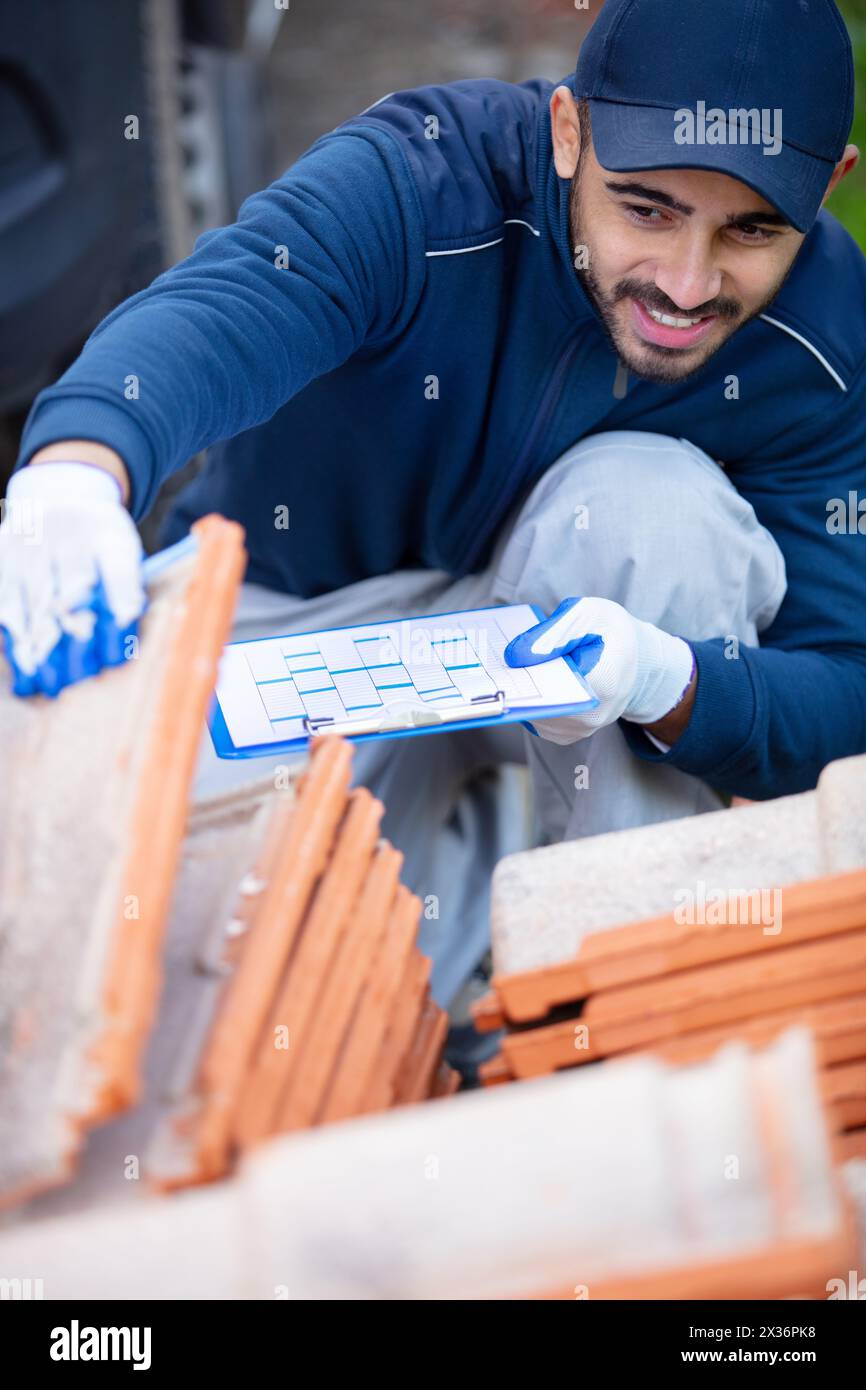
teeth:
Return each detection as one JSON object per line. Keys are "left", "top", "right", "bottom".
{"left": 646, "top": 305, "right": 705, "bottom": 328}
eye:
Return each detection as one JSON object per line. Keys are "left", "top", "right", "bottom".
{"left": 729, "top": 223, "right": 778, "bottom": 244}
{"left": 625, "top": 204, "right": 670, "bottom": 226}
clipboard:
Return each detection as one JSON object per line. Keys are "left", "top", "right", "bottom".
{"left": 207, "top": 602, "right": 599, "bottom": 760}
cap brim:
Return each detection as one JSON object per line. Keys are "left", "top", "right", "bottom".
{"left": 587, "top": 99, "right": 835, "bottom": 234}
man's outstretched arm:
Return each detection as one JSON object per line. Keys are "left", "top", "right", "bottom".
{"left": 0, "top": 131, "right": 425, "bottom": 694}
{"left": 14, "top": 130, "right": 425, "bottom": 517}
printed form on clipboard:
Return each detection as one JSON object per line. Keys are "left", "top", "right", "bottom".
{"left": 208, "top": 603, "right": 599, "bottom": 758}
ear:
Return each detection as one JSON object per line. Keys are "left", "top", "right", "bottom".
{"left": 822, "top": 144, "right": 860, "bottom": 204}
{"left": 550, "top": 85, "right": 582, "bottom": 180}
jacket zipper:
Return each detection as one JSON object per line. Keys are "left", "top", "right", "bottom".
{"left": 456, "top": 336, "right": 580, "bottom": 573}
{"left": 511, "top": 336, "right": 581, "bottom": 489}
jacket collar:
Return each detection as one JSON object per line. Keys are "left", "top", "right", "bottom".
{"left": 534, "top": 72, "right": 598, "bottom": 328}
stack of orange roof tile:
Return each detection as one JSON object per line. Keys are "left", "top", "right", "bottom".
{"left": 474, "top": 869, "right": 866, "bottom": 1163}
{"left": 3, "top": 509, "right": 862, "bottom": 1299}
{"left": 145, "top": 735, "right": 457, "bottom": 1190}
{"left": 0, "top": 522, "right": 455, "bottom": 1216}
{"left": 0, "top": 515, "right": 245, "bottom": 1209}
{"left": 0, "top": 1028, "right": 858, "bottom": 1300}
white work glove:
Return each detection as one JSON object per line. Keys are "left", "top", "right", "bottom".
{"left": 0, "top": 462, "right": 145, "bottom": 697}
{"left": 504, "top": 596, "right": 695, "bottom": 745}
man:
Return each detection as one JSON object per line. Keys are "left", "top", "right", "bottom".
{"left": 1, "top": 0, "right": 863, "bottom": 1026}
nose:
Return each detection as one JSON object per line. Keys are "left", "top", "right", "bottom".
{"left": 654, "top": 240, "right": 723, "bottom": 313}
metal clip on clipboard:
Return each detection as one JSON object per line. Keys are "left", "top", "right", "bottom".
{"left": 303, "top": 690, "right": 507, "bottom": 739}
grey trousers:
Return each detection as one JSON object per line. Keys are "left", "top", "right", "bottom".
{"left": 193, "top": 431, "right": 787, "bottom": 1010}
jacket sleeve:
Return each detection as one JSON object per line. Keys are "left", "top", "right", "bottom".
{"left": 623, "top": 361, "right": 866, "bottom": 799}
{"left": 15, "top": 129, "right": 426, "bottom": 519}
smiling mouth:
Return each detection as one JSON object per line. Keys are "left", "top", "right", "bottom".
{"left": 645, "top": 305, "right": 706, "bottom": 328}
{"left": 630, "top": 297, "right": 719, "bottom": 350}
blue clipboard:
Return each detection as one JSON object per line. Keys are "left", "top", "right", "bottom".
{"left": 207, "top": 603, "right": 599, "bottom": 760}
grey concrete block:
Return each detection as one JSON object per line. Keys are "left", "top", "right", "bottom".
{"left": 492, "top": 754, "right": 866, "bottom": 976}
{"left": 817, "top": 754, "right": 866, "bottom": 874}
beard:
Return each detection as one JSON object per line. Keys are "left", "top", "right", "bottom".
{"left": 568, "top": 172, "right": 792, "bottom": 386}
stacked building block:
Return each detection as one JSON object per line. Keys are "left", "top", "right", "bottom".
{"left": 474, "top": 755, "right": 866, "bottom": 1165}
{"left": 145, "top": 735, "right": 457, "bottom": 1191}
{"left": 0, "top": 515, "right": 245, "bottom": 1208}
{"left": 1, "top": 514, "right": 863, "bottom": 1299}
{"left": 0, "top": 528, "right": 455, "bottom": 1217}
{"left": 0, "top": 1030, "right": 856, "bottom": 1300}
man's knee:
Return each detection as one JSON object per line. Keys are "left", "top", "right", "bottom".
{"left": 491, "top": 431, "right": 786, "bottom": 642}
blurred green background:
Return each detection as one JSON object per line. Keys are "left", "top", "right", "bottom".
{"left": 830, "top": 2, "right": 866, "bottom": 248}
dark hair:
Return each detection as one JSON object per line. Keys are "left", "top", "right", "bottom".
{"left": 576, "top": 97, "right": 592, "bottom": 174}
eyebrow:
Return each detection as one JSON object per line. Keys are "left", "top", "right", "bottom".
{"left": 604, "top": 180, "right": 792, "bottom": 229}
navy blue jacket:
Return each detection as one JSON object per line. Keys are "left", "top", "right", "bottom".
{"left": 17, "top": 76, "right": 866, "bottom": 799}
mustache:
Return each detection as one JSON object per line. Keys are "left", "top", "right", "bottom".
{"left": 612, "top": 278, "right": 742, "bottom": 320}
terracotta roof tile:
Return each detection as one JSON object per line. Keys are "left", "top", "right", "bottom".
{"left": 821, "top": 1061, "right": 866, "bottom": 1130}
{"left": 582, "top": 930, "right": 866, "bottom": 1034}
{"left": 188, "top": 735, "right": 354, "bottom": 1179}
{"left": 485, "top": 953, "right": 866, "bottom": 1084}
{"left": 484, "top": 867, "right": 866, "bottom": 1026}
{"left": 0, "top": 515, "right": 244, "bottom": 1207}
{"left": 276, "top": 842, "right": 403, "bottom": 1132}
{"left": 835, "top": 1129, "right": 866, "bottom": 1162}
{"left": 1, "top": 540, "right": 456, "bottom": 1212}
{"left": 637, "top": 994, "right": 866, "bottom": 1069}
{"left": 0, "top": 1029, "right": 856, "bottom": 1300}
{"left": 479, "top": 834, "right": 866, "bottom": 1177}
{"left": 234, "top": 785, "right": 385, "bottom": 1145}
{"left": 361, "top": 949, "right": 432, "bottom": 1114}
{"left": 10, "top": 556, "right": 863, "bottom": 1299}
{"left": 319, "top": 885, "right": 422, "bottom": 1124}
{"left": 129, "top": 734, "right": 455, "bottom": 1186}
{"left": 490, "top": 753, "right": 866, "bottom": 979}
{"left": 394, "top": 995, "right": 451, "bottom": 1105}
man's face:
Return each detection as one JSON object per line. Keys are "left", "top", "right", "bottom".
{"left": 569, "top": 135, "right": 805, "bottom": 385}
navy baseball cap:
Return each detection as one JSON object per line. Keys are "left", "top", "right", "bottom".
{"left": 574, "top": 0, "right": 854, "bottom": 233}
